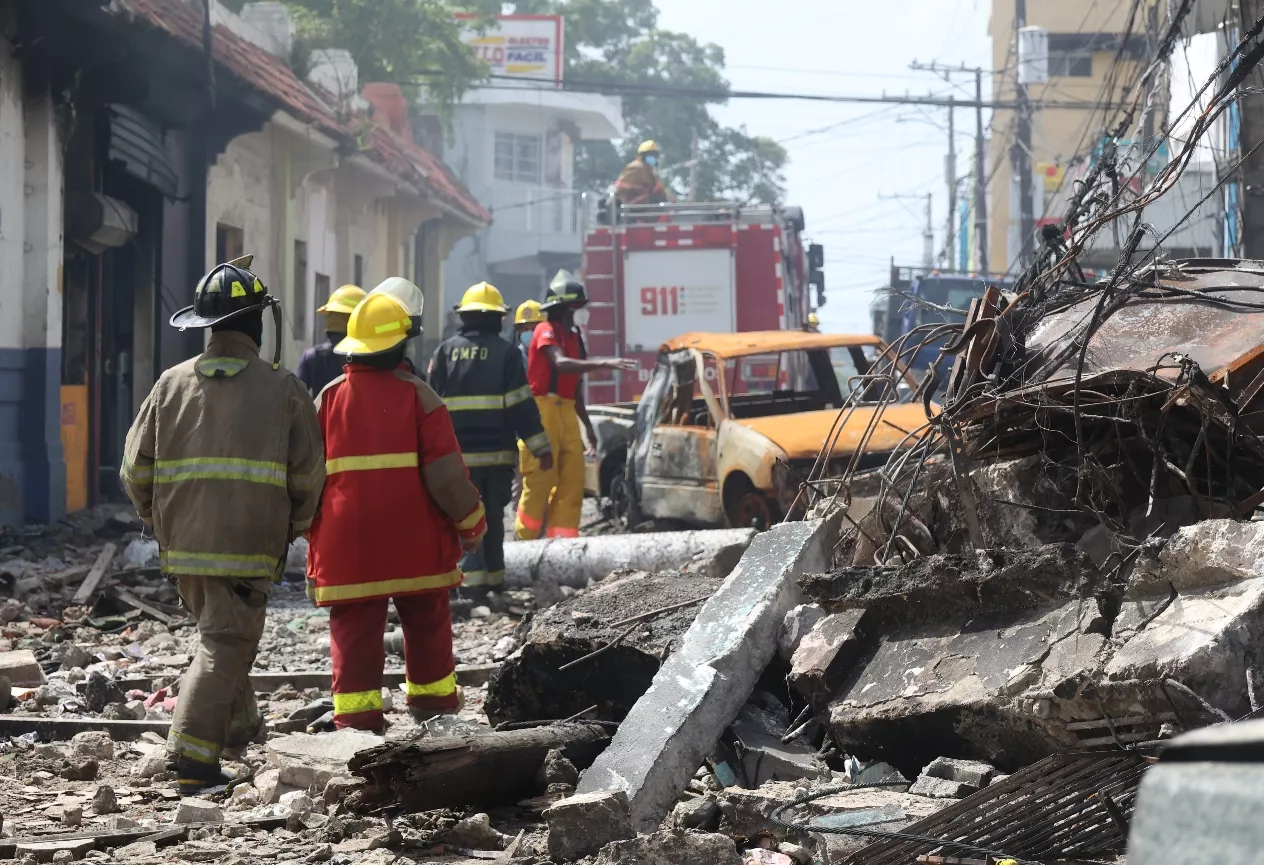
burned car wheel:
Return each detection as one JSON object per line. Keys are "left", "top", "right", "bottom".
{"left": 730, "top": 490, "right": 776, "bottom": 531}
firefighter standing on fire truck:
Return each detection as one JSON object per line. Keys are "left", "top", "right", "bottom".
{"left": 516, "top": 279, "right": 634, "bottom": 540}
{"left": 428, "top": 283, "right": 553, "bottom": 595}
{"left": 307, "top": 292, "right": 486, "bottom": 731}
{"left": 614, "top": 140, "right": 675, "bottom": 206}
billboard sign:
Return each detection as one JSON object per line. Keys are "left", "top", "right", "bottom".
{"left": 458, "top": 14, "right": 564, "bottom": 84}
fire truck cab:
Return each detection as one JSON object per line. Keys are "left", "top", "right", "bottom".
{"left": 579, "top": 199, "right": 826, "bottom": 404}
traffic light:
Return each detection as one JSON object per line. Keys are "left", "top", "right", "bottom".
{"left": 808, "top": 243, "right": 826, "bottom": 307}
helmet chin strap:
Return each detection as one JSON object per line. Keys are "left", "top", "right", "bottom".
{"left": 268, "top": 297, "right": 283, "bottom": 369}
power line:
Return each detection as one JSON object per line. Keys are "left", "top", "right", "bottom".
{"left": 410, "top": 71, "right": 1120, "bottom": 111}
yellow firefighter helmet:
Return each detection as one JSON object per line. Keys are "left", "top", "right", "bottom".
{"left": 454, "top": 281, "right": 509, "bottom": 314}
{"left": 515, "top": 299, "right": 545, "bottom": 325}
{"left": 637, "top": 140, "right": 661, "bottom": 155}
{"left": 317, "top": 284, "right": 366, "bottom": 315}
{"left": 334, "top": 294, "right": 413, "bottom": 357}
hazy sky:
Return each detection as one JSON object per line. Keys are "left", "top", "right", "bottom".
{"left": 654, "top": 0, "right": 994, "bottom": 335}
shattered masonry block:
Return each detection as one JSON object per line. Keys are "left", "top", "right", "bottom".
{"left": 923, "top": 757, "right": 996, "bottom": 788}
{"left": 1157, "top": 519, "right": 1264, "bottom": 591}
{"left": 545, "top": 790, "right": 635, "bottom": 862}
{"left": 909, "top": 774, "right": 976, "bottom": 799}
{"left": 173, "top": 798, "right": 223, "bottom": 824}
{"left": 788, "top": 609, "right": 873, "bottom": 708}
{"left": 594, "top": 829, "right": 741, "bottom": 865}
{"left": 14, "top": 840, "right": 94, "bottom": 863}
{"left": 0, "top": 649, "right": 45, "bottom": 687}
{"left": 777, "top": 604, "right": 824, "bottom": 662}
{"left": 266, "top": 729, "right": 383, "bottom": 790}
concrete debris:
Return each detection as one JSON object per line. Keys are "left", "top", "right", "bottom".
{"left": 266, "top": 729, "right": 384, "bottom": 791}
{"left": 486, "top": 568, "right": 726, "bottom": 726}
{"left": 594, "top": 829, "right": 742, "bottom": 865}
{"left": 922, "top": 756, "right": 996, "bottom": 788}
{"left": 670, "top": 795, "right": 721, "bottom": 832}
{"left": 545, "top": 790, "right": 635, "bottom": 861}
{"left": 1151, "top": 518, "right": 1264, "bottom": 591}
{"left": 787, "top": 609, "right": 873, "bottom": 709}
{"left": 743, "top": 850, "right": 794, "bottom": 865}
{"left": 776, "top": 604, "right": 823, "bottom": 662}
{"left": 502, "top": 528, "right": 756, "bottom": 588}
{"left": 578, "top": 516, "right": 839, "bottom": 830}
{"left": 536, "top": 747, "right": 579, "bottom": 790}
{"left": 0, "top": 649, "right": 46, "bottom": 687}
{"left": 906, "top": 774, "right": 975, "bottom": 799}
{"left": 90, "top": 784, "right": 119, "bottom": 815}
{"left": 729, "top": 702, "right": 826, "bottom": 786}
{"left": 440, "top": 812, "right": 508, "bottom": 851}
{"left": 173, "top": 799, "right": 224, "bottom": 824}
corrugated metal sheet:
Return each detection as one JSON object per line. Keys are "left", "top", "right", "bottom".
{"left": 107, "top": 105, "right": 178, "bottom": 197}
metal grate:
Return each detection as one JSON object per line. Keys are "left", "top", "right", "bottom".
{"left": 845, "top": 752, "right": 1150, "bottom": 865}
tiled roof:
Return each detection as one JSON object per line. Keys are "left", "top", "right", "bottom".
{"left": 113, "top": 0, "right": 489, "bottom": 226}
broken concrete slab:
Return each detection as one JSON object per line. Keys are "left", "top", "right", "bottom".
{"left": 544, "top": 790, "right": 635, "bottom": 861}
{"left": 1106, "top": 576, "right": 1264, "bottom": 718}
{"left": 788, "top": 609, "right": 873, "bottom": 709}
{"left": 594, "top": 829, "right": 741, "bottom": 865}
{"left": 922, "top": 757, "right": 995, "bottom": 788}
{"left": 13, "top": 838, "right": 94, "bottom": 863}
{"left": 907, "top": 775, "right": 974, "bottom": 799}
{"left": 267, "top": 729, "right": 384, "bottom": 791}
{"left": 1151, "top": 519, "right": 1264, "bottom": 591}
{"left": 777, "top": 604, "right": 824, "bottom": 662}
{"left": 730, "top": 703, "right": 826, "bottom": 786}
{"left": 800, "top": 543, "right": 1114, "bottom": 629}
{"left": 173, "top": 799, "right": 223, "bottom": 824}
{"left": 0, "top": 716, "right": 170, "bottom": 741}
{"left": 577, "top": 515, "right": 839, "bottom": 831}
{"left": 827, "top": 601, "right": 1108, "bottom": 773}
{"left": 486, "top": 569, "right": 725, "bottom": 726}
{"left": 502, "top": 529, "right": 755, "bottom": 588}
{"left": 0, "top": 649, "right": 45, "bottom": 687}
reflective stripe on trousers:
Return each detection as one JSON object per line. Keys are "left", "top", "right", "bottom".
{"left": 516, "top": 396, "right": 584, "bottom": 540}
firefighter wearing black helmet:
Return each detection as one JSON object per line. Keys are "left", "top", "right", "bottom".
{"left": 516, "top": 275, "right": 634, "bottom": 540}
{"left": 119, "top": 255, "right": 325, "bottom": 793}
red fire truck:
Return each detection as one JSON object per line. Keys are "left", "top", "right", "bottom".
{"left": 579, "top": 201, "right": 826, "bottom": 404}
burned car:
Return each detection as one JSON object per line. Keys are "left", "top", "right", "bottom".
{"left": 584, "top": 331, "right": 924, "bottom": 529}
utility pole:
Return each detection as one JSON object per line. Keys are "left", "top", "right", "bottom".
{"left": 1013, "top": 0, "right": 1036, "bottom": 268}
{"left": 975, "top": 68, "right": 989, "bottom": 275}
{"left": 909, "top": 61, "right": 990, "bottom": 275}
{"left": 946, "top": 96, "right": 957, "bottom": 271}
{"left": 924, "top": 193, "right": 934, "bottom": 269}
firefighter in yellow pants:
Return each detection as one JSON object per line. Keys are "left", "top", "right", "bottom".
{"left": 516, "top": 277, "right": 634, "bottom": 539}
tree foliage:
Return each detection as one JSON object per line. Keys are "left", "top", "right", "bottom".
{"left": 222, "top": 0, "right": 499, "bottom": 119}
{"left": 510, "top": 0, "right": 787, "bottom": 204}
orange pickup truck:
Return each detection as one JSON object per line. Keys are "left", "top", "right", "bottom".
{"left": 584, "top": 330, "right": 927, "bottom": 529}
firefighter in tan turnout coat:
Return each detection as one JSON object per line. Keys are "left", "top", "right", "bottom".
{"left": 121, "top": 255, "right": 325, "bottom": 793}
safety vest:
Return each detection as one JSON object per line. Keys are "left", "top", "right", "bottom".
{"left": 429, "top": 329, "right": 550, "bottom": 468}
{"left": 307, "top": 365, "right": 484, "bottom": 605}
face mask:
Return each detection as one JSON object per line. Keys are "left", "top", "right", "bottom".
{"left": 573, "top": 308, "right": 590, "bottom": 327}
{"left": 643, "top": 154, "right": 658, "bottom": 167}
{"left": 520, "top": 332, "right": 532, "bottom": 348}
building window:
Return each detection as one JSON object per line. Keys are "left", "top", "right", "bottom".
{"left": 494, "top": 132, "right": 541, "bottom": 183}
{"left": 215, "top": 223, "right": 244, "bottom": 263}
{"left": 1048, "top": 48, "right": 1092, "bottom": 77}
{"left": 314, "top": 273, "right": 330, "bottom": 342}
{"left": 353, "top": 254, "right": 364, "bottom": 287}
{"left": 293, "top": 240, "right": 308, "bottom": 341}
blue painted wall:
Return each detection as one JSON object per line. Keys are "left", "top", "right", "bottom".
{"left": 0, "top": 348, "right": 66, "bottom": 526}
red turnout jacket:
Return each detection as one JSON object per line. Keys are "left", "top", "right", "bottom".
{"left": 308, "top": 365, "right": 486, "bottom": 606}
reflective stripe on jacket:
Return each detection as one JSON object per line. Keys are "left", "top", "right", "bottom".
{"left": 428, "top": 329, "right": 551, "bottom": 467}
{"left": 307, "top": 365, "right": 486, "bottom": 605}
{"left": 120, "top": 331, "right": 326, "bottom": 579}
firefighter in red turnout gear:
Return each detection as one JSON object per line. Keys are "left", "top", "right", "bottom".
{"left": 307, "top": 290, "right": 486, "bottom": 731}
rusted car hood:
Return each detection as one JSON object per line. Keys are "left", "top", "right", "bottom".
{"left": 730, "top": 404, "right": 929, "bottom": 460}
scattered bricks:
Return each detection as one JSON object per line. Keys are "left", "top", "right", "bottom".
{"left": 545, "top": 790, "right": 635, "bottom": 862}
{"left": 908, "top": 775, "right": 976, "bottom": 799}
{"left": 173, "top": 798, "right": 224, "bottom": 824}
{"left": 0, "top": 649, "right": 45, "bottom": 687}
{"left": 924, "top": 757, "right": 996, "bottom": 788}
{"left": 13, "top": 840, "right": 94, "bottom": 863}
{"left": 594, "top": 829, "right": 741, "bottom": 865}
{"left": 788, "top": 609, "right": 874, "bottom": 709}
